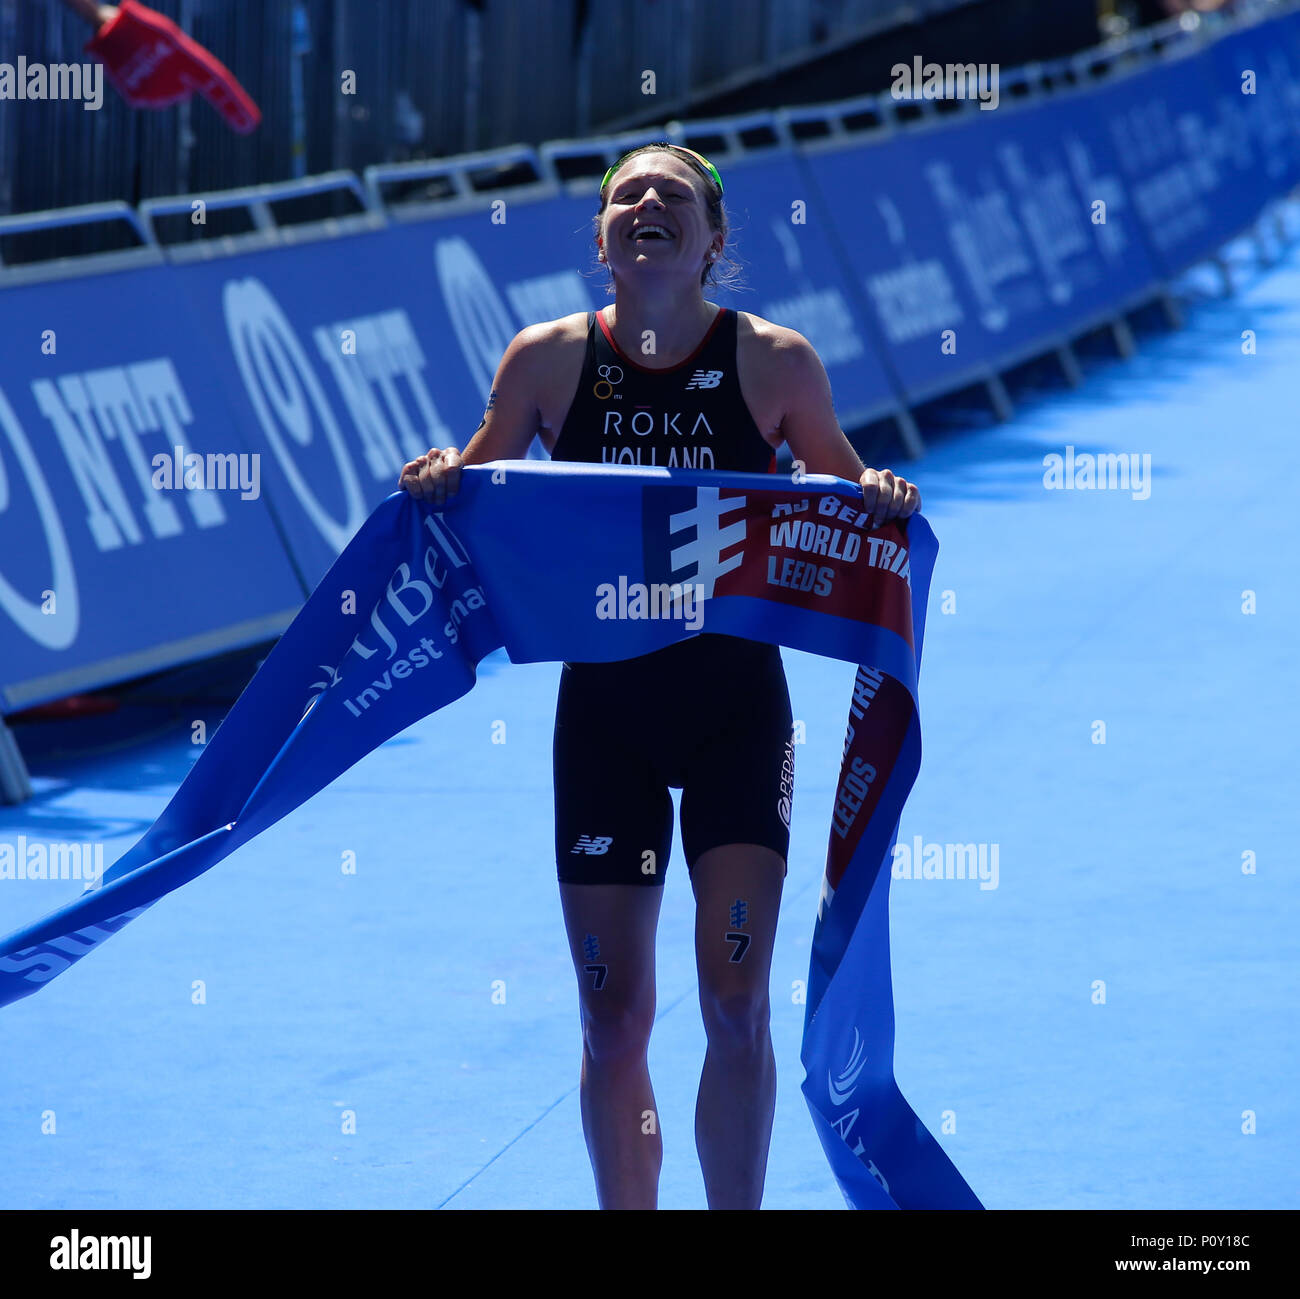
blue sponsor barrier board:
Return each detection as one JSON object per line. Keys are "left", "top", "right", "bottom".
{"left": 703, "top": 150, "right": 902, "bottom": 425}
{"left": 0, "top": 269, "right": 304, "bottom": 710}
{"left": 1098, "top": 45, "right": 1272, "bottom": 277}
{"left": 1205, "top": 19, "right": 1300, "bottom": 197}
{"left": 168, "top": 194, "right": 599, "bottom": 587}
{"left": 799, "top": 85, "right": 1161, "bottom": 401}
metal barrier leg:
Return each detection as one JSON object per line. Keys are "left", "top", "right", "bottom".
{"left": 0, "top": 716, "right": 33, "bottom": 806}
{"left": 1254, "top": 223, "right": 1273, "bottom": 269}
{"left": 894, "top": 408, "right": 926, "bottom": 460}
{"left": 1159, "top": 290, "right": 1184, "bottom": 331}
{"left": 985, "top": 374, "right": 1013, "bottom": 422}
{"left": 1056, "top": 343, "right": 1083, "bottom": 388}
{"left": 1213, "top": 253, "right": 1235, "bottom": 296}
{"left": 1111, "top": 316, "right": 1137, "bottom": 359}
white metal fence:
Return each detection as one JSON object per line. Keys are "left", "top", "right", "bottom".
{"left": 0, "top": 0, "right": 981, "bottom": 221}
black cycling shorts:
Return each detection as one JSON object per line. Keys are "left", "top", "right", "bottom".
{"left": 553, "top": 633, "right": 794, "bottom": 886}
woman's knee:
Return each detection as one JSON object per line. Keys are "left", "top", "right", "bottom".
{"left": 699, "top": 989, "right": 771, "bottom": 1052}
{"left": 579, "top": 995, "right": 656, "bottom": 1066}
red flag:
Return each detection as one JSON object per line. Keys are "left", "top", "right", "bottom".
{"left": 85, "top": 0, "right": 261, "bottom": 134}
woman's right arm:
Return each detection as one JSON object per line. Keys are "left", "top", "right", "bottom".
{"left": 399, "top": 324, "right": 549, "bottom": 505}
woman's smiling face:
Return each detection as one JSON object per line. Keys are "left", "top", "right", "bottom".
{"left": 599, "top": 150, "right": 722, "bottom": 286}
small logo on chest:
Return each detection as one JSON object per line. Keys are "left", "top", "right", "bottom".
{"left": 593, "top": 364, "right": 623, "bottom": 399}
{"left": 684, "top": 369, "right": 724, "bottom": 390}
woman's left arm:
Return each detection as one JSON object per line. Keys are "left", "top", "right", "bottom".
{"left": 775, "top": 332, "right": 921, "bottom": 528}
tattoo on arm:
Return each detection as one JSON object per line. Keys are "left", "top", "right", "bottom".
{"left": 474, "top": 388, "right": 498, "bottom": 434}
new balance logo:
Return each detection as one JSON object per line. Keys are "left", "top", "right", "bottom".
{"left": 570, "top": 835, "right": 613, "bottom": 855}
{"left": 684, "top": 369, "right": 723, "bottom": 390}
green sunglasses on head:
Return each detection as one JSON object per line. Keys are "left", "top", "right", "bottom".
{"left": 601, "top": 145, "right": 724, "bottom": 196}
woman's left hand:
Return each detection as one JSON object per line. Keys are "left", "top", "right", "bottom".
{"left": 860, "top": 468, "right": 920, "bottom": 528}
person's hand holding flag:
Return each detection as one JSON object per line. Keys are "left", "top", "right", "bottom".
{"left": 67, "top": 0, "right": 261, "bottom": 132}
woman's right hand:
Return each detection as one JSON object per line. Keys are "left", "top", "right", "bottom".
{"left": 399, "top": 447, "right": 463, "bottom": 506}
